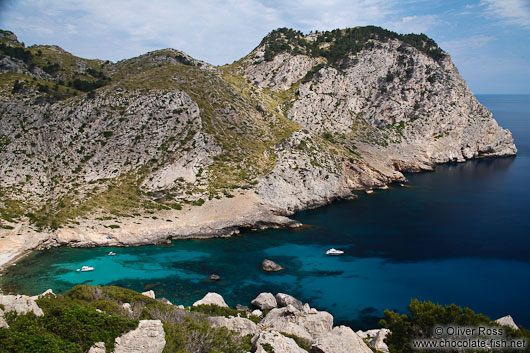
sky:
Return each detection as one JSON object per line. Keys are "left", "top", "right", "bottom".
{"left": 0, "top": 0, "right": 529, "bottom": 94}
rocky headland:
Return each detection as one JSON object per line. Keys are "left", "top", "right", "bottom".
{"left": 0, "top": 26, "right": 517, "bottom": 269}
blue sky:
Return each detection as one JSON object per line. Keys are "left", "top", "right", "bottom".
{"left": 1, "top": 0, "right": 529, "bottom": 93}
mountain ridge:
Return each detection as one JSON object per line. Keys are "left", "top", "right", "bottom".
{"left": 0, "top": 26, "right": 516, "bottom": 268}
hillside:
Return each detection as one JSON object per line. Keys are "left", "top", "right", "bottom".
{"left": 0, "top": 27, "right": 516, "bottom": 266}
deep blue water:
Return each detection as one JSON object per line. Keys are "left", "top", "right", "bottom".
{"left": 1, "top": 95, "right": 529, "bottom": 330}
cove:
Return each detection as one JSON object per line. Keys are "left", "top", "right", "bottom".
{"left": 1, "top": 94, "right": 529, "bottom": 330}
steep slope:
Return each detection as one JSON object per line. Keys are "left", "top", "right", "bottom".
{"left": 0, "top": 27, "right": 516, "bottom": 264}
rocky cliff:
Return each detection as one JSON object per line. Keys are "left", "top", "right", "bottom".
{"left": 0, "top": 27, "right": 516, "bottom": 264}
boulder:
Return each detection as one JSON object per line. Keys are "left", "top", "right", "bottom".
{"left": 158, "top": 298, "right": 173, "bottom": 305}
{"left": 276, "top": 293, "right": 303, "bottom": 310}
{"left": 88, "top": 342, "right": 106, "bottom": 353}
{"left": 252, "top": 330, "right": 308, "bottom": 353}
{"left": 262, "top": 259, "right": 284, "bottom": 272}
{"left": 192, "top": 292, "right": 228, "bottom": 307}
{"left": 30, "top": 289, "right": 55, "bottom": 300}
{"left": 122, "top": 303, "right": 133, "bottom": 315}
{"left": 251, "top": 292, "right": 277, "bottom": 310}
{"left": 260, "top": 304, "right": 333, "bottom": 341}
{"left": 236, "top": 304, "right": 249, "bottom": 312}
{"left": 252, "top": 309, "right": 263, "bottom": 317}
{"left": 141, "top": 290, "right": 155, "bottom": 299}
{"left": 0, "top": 308, "right": 9, "bottom": 329}
{"left": 312, "top": 326, "right": 372, "bottom": 353}
{"left": 495, "top": 315, "right": 519, "bottom": 330}
{"left": 356, "top": 328, "right": 390, "bottom": 353}
{"left": 208, "top": 316, "right": 259, "bottom": 336}
{"left": 0, "top": 294, "right": 44, "bottom": 316}
{"left": 114, "top": 320, "right": 166, "bottom": 353}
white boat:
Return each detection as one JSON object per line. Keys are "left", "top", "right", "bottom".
{"left": 108, "top": 251, "right": 116, "bottom": 256}
{"left": 76, "top": 266, "right": 95, "bottom": 272}
{"left": 326, "top": 248, "right": 344, "bottom": 255}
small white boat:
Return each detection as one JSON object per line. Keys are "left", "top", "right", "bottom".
{"left": 108, "top": 251, "right": 116, "bottom": 256}
{"left": 76, "top": 266, "right": 95, "bottom": 272}
{"left": 326, "top": 248, "right": 344, "bottom": 255}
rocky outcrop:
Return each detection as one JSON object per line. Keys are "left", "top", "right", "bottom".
{"left": 312, "top": 326, "right": 372, "bottom": 353}
{"left": 276, "top": 293, "right": 303, "bottom": 310}
{"left": 0, "top": 294, "right": 44, "bottom": 316}
{"left": 0, "top": 308, "right": 9, "bottom": 329}
{"left": 88, "top": 342, "right": 106, "bottom": 353}
{"left": 495, "top": 315, "right": 519, "bottom": 330}
{"left": 30, "top": 289, "right": 54, "bottom": 301}
{"left": 357, "top": 328, "right": 390, "bottom": 353}
{"left": 114, "top": 320, "right": 166, "bottom": 353}
{"left": 208, "top": 316, "right": 258, "bottom": 336}
{"left": 192, "top": 292, "right": 228, "bottom": 307}
{"left": 260, "top": 304, "right": 333, "bottom": 341}
{"left": 252, "top": 330, "right": 308, "bottom": 353}
{"left": 262, "top": 259, "right": 284, "bottom": 272}
{"left": 141, "top": 290, "right": 155, "bottom": 299}
{"left": 251, "top": 292, "right": 278, "bottom": 310}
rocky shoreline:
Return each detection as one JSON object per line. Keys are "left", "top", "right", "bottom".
{"left": 1, "top": 287, "right": 521, "bottom": 353}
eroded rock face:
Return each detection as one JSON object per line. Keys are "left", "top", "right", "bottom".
{"left": 312, "top": 326, "right": 372, "bottom": 353}
{"left": 252, "top": 330, "right": 308, "bottom": 353}
{"left": 276, "top": 293, "right": 303, "bottom": 310}
{"left": 192, "top": 292, "right": 228, "bottom": 307}
{"left": 208, "top": 316, "right": 258, "bottom": 336}
{"left": 251, "top": 292, "right": 278, "bottom": 310}
{"left": 114, "top": 320, "right": 166, "bottom": 353}
{"left": 495, "top": 315, "right": 519, "bottom": 330}
{"left": 0, "top": 294, "right": 44, "bottom": 317}
{"left": 260, "top": 304, "right": 333, "bottom": 341}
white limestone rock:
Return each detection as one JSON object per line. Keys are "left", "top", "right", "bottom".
{"left": 88, "top": 342, "right": 106, "bottom": 353}
{"left": 260, "top": 304, "right": 333, "bottom": 341}
{"left": 495, "top": 315, "right": 519, "bottom": 330}
{"left": 192, "top": 292, "right": 228, "bottom": 307}
{"left": 312, "top": 326, "right": 373, "bottom": 353}
{"left": 251, "top": 292, "right": 278, "bottom": 310}
{"left": 276, "top": 293, "right": 303, "bottom": 310}
{"left": 357, "top": 328, "right": 390, "bottom": 353}
{"left": 208, "top": 316, "right": 258, "bottom": 336}
{"left": 114, "top": 320, "right": 166, "bottom": 353}
{"left": 141, "top": 290, "right": 155, "bottom": 299}
{"left": 252, "top": 330, "right": 308, "bottom": 353}
{"left": 0, "top": 294, "right": 44, "bottom": 317}
{"left": 0, "top": 308, "right": 9, "bottom": 329}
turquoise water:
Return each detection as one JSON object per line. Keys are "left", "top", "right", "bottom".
{"left": 1, "top": 95, "right": 529, "bottom": 330}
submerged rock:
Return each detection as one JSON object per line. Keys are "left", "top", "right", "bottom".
{"left": 251, "top": 292, "right": 278, "bottom": 310}
{"left": 208, "top": 274, "right": 220, "bottom": 281}
{"left": 262, "top": 259, "right": 284, "bottom": 272}
{"left": 114, "top": 320, "right": 166, "bottom": 353}
{"left": 192, "top": 292, "right": 228, "bottom": 307}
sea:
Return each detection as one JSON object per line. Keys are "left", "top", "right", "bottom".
{"left": 1, "top": 94, "right": 529, "bottom": 330}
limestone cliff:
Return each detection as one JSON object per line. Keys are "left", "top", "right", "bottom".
{"left": 0, "top": 26, "right": 516, "bottom": 257}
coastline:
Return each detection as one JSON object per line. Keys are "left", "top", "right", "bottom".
{"left": 0, "top": 190, "right": 303, "bottom": 272}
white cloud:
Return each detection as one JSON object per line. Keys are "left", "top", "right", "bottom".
{"left": 440, "top": 35, "right": 496, "bottom": 54}
{"left": 480, "top": 0, "right": 530, "bottom": 29}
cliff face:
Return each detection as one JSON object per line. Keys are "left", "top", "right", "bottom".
{"left": 0, "top": 27, "right": 516, "bottom": 244}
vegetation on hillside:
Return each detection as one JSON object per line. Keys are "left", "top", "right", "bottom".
{"left": 380, "top": 299, "right": 530, "bottom": 353}
{"left": 260, "top": 26, "right": 445, "bottom": 65}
